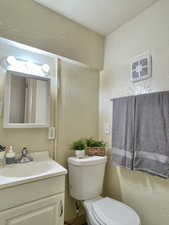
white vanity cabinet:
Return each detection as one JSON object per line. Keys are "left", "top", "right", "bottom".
{"left": 0, "top": 194, "right": 64, "bottom": 225}
{"left": 0, "top": 175, "right": 66, "bottom": 225}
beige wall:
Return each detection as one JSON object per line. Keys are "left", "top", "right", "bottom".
{"left": 0, "top": 0, "right": 104, "bottom": 70}
{"left": 100, "top": 1, "right": 169, "bottom": 225}
{"left": 0, "top": 0, "right": 101, "bottom": 220}
{"left": 56, "top": 60, "right": 99, "bottom": 219}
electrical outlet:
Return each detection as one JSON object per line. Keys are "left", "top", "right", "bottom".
{"left": 48, "top": 127, "right": 56, "bottom": 140}
{"left": 0, "top": 101, "right": 3, "bottom": 117}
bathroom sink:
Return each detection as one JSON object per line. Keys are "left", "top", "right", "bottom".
{"left": 1, "top": 161, "right": 53, "bottom": 178}
{"left": 0, "top": 151, "right": 67, "bottom": 189}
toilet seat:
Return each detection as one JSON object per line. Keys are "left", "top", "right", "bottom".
{"left": 84, "top": 197, "right": 103, "bottom": 225}
{"left": 84, "top": 197, "right": 140, "bottom": 225}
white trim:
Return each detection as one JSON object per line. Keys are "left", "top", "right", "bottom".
{"left": 7, "top": 70, "right": 50, "bottom": 81}
{"left": 3, "top": 72, "right": 50, "bottom": 128}
{"left": 3, "top": 123, "right": 49, "bottom": 128}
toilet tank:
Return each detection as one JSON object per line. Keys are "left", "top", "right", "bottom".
{"left": 68, "top": 156, "right": 107, "bottom": 201}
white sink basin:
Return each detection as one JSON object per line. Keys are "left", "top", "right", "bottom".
{"left": 0, "top": 151, "right": 67, "bottom": 189}
{"left": 1, "top": 161, "right": 53, "bottom": 178}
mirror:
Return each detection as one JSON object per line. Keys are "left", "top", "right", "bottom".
{"left": 4, "top": 71, "right": 50, "bottom": 128}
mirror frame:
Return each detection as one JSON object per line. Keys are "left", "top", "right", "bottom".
{"left": 3, "top": 70, "right": 51, "bottom": 128}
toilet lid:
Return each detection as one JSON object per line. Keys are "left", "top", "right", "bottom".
{"left": 91, "top": 197, "right": 140, "bottom": 225}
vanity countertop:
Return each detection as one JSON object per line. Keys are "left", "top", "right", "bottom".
{"left": 0, "top": 151, "right": 67, "bottom": 189}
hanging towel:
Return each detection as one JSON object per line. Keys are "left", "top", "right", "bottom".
{"left": 112, "top": 96, "right": 135, "bottom": 169}
{"left": 133, "top": 92, "right": 169, "bottom": 178}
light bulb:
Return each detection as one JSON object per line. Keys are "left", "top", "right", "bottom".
{"left": 26, "top": 61, "right": 33, "bottom": 66}
{"left": 6, "top": 56, "right": 16, "bottom": 65}
{"left": 42, "top": 64, "right": 50, "bottom": 73}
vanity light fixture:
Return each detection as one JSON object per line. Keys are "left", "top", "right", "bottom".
{"left": 4, "top": 56, "right": 50, "bottom": 77}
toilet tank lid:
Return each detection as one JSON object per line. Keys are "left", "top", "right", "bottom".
{"left": 68, "top": 156, "right": 107, "bottom": 166}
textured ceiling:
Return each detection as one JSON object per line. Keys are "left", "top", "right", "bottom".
{"left": 34, "top": 0, "right": 158, "bottom": 36}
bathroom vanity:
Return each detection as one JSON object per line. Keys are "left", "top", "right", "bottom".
{"left": 0, "top": 152, "right": 67, "bottom": 225}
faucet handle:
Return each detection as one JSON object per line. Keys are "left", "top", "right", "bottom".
{"left": 19, "top": 147, "right": 33, "bottom": 163}
{"left": 21, "top": 147, "right": 28, "bottom": 156}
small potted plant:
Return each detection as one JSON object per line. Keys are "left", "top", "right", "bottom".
{"left": 0, "top": 145, "right": 6, "bottom": 160}
{"left": 71, "top": 139, "right": 86, "bottom": 158}
{"left": 86, "top": 138, "right": 106, "bottom": 156}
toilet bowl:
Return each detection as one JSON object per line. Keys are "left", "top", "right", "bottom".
{"left": 84, "top": 197, "right": 140, "bottom": 225}
{"left": 68, "top": 156, "right": 141, "bottom": 225}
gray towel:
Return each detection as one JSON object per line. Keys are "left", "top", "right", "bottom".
{"left": 133, "top": 92, "right": 169, "bottom": 178}
{"left": 112, "top": 96, "right": 135, "bottom": 169}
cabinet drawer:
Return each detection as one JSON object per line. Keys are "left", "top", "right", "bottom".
{"left": 0, "top": 175, "right": 65, "bottom": 211}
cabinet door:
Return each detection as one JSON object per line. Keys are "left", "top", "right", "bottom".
{"left": 0, "top": 193, "right": 64, "bottom": 225}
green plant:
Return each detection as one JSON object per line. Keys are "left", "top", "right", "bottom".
{"left": 86, "top": 138, "right": 106, "bottom": 148}
{"left": 71, "top": 139, "right": 86, "bottom": 151}
{"left": 0, "top": 145, "right": 6, "bottom": 152}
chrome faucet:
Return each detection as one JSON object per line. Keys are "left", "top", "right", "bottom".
{"left": 19, "top": 147, "right": 33, "bottom": 163}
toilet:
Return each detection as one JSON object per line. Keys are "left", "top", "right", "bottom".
{"left": 68, "top": 156, "right": 141, "bottom": 225}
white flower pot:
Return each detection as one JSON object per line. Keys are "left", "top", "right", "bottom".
{"left": 0, "top": 151, "right": 5, "bottom": 160}
{"left": 75, "top": 150, "right": 85, "bottom": 158}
